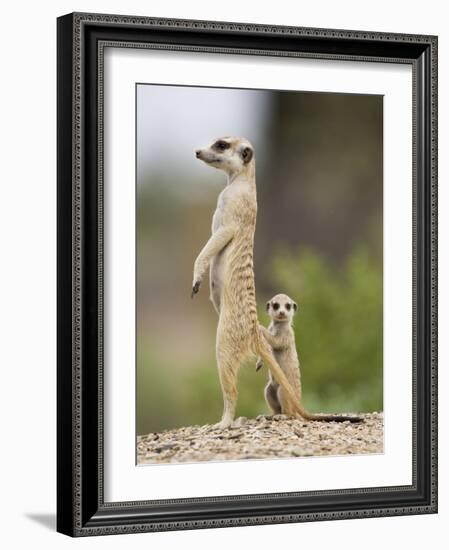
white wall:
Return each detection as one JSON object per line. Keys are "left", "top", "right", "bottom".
{"left": 0, "top": 1, "right": 446, "bottom": 548}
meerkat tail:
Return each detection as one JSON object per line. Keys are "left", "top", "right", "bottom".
{"left": 256, "top": 339, "right": 362, "bottom": 423}
{"left": 255, "top": 343, "right": 307, "bottom": 419}
{"left": 305, "top": 413, "right": 363, "bottom": 423}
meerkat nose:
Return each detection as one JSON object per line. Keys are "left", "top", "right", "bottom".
{"left": 195, "top": 150, "right": 201, "bottom": 158}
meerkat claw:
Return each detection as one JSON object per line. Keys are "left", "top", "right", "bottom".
{"left": 191, "top": 281, "right": 201, "bottom": 298}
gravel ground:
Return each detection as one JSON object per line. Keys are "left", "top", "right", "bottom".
{"left": 137, "top": 412, "right": 383, "bottom": 465}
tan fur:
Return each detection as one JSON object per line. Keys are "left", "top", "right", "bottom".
{"left": 192, "top": 137, "right": 305, "bottom": 428}
{"left": 257, "top": 294, "right": 302, "bottom": 415}
{"left": 259, "top": 294, "right": 362, "bottom": 423}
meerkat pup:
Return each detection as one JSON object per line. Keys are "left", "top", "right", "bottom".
{"left": 256, "top": 294, "right": 302, "bottom": 414}
{"left": 258, "top": 293, "right": 362, "bottom": 423}
{"left": 192, "top": 136, "right": 306, "bottom": 429}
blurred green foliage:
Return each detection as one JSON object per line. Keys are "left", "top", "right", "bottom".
{"left": 137, "top": 246, "right": 382, "bottom": 434}
{"left": 268, "top": 246, "right": 383, "bottom": 414}
{"left": 137, "top": 351, "right": 268, "bottom": 435}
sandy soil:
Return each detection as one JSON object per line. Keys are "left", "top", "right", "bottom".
{"left": 137, "top": 412, "right": 383, "bottom": 465}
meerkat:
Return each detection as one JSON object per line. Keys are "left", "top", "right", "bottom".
{"left": 256, "top": 294, "right": 302, "bottom": 413}
{"left": 257, "top": 293, "right": 362, "bottom": 422}
{"left": 192, "top": 136, "right": 307, "bottom": 429}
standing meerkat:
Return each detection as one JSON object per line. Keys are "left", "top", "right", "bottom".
{"left": 192, "top": 136, "right": 306, "bottom": 429}
{"left": 258, "top": 293, "right": 362, "bottom": 422}
{"left": 256, "top": 294, "right": 302, "bottom": 414}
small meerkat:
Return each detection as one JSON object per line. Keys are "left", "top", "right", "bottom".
{"left": 256, "top": 294, "right": 302, "bottom": 413}
{"left": 258, "top": 293, "right": 362, "bottom": 423}
{"left": 192, "top": 136, "right": 306, "bottom": 429}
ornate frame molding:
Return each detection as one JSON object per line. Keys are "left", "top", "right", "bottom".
{"left": 57, "top": 12, "right": 438, "bottom": 537}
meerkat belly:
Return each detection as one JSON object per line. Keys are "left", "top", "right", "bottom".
{"left": 209, "top": 247, "right": 228, "bottom": 311}
{"left": 269, "top": 349, "right": 289, "bottom": 388}
{"left": 215, "top": 237, "right": 257, "bottom": 342}
{"left": 208, "top": 204, "right": 226, "bottom": 312}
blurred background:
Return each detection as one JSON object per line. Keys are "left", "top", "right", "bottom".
{"left": 136, "top": 84, "right": 383, "bottom": 435}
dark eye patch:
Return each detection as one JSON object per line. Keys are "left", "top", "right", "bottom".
{"left": 272, "top": 303, "right": 279, "bottom": 311}
{"left": 285, "top": 303, "right": 291, "bottom": 311}
{"left": 213, "top": 140, "right": 230, "bottom": 151}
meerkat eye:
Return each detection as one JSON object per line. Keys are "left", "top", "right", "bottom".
{"left": 214, "top": 140, "right": 230, "bottom": 151}
{"left": 285, "top": 303, "right": 291, "bottom": 311}
{"left": 272, "top": 303, "right": 279, "bottom": 311}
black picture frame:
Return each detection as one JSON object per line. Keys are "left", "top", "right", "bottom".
{"left": 57, "top": 12, "right": 438, "bottom": 537}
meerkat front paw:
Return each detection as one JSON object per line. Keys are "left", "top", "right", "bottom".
{"left": 255, "top": 358, "right": 263, "bottom": 372}
{"left": 191, "top": 280, "right": 201, "bottom": 298}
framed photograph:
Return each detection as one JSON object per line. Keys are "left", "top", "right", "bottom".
{"left": 57, "top": 12, "right": 438, "bottom": 536}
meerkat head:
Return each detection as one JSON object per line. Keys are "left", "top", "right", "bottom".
{"left": 266, "top": 293, "right": 298, "bottom": 323}
{"left": 195, "top": 136, "right": 254, "bottom": 176}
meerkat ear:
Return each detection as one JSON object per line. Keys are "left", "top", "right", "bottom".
{"left": 266, "top": 301, "right": 271, "bottom": 311}
{"left": 293, "top": 302, "right": 298, "bottom": 312}
{"left": 241, "top": 146, "right": 253, "bottom": 164}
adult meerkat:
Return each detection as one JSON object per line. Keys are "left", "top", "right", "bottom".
{"left": 258, "top": 293, "right": 362, "bottom": 423}
{"left": 192, "top": 136, "right": 306, "bottom": 429}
